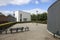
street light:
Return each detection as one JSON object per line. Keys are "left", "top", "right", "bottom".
{"left": 36, "top": 10, "right": 38, "bottom": 25}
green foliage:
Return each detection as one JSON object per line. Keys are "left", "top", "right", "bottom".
{"left": 0, "top": 22, "right": 16, "bottom": 30}
{"left": 31, "top": 14, "right": 37, "bottom": 21}
{"left": 31, "top": 12, "right": 47, "bottom": 24}
{"left": 39, "top": 12, "right": 47, "bottom": 21}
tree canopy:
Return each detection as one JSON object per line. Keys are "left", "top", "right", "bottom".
{"left": 31, "top": 12, "right": 47, "bottom": 23}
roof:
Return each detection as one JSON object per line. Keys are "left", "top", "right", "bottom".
{"left": 15, "top": 10, "right": 31, "bottom": 14}
{"left": 0, "top": 12, "right": 4, "bottom": 16}
{"left": 48, "top": 0, "right": 58, "bottom": 10}
{"left": 7, "top": 14, "right": 15, "bottom": 18}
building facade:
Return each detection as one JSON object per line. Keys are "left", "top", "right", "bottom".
{"left": 15, "top": 11, "right": 31, "bottom": 22}
{"left": 0, "top": 13, "right": 8, "bottom": 24}
{"left": 48, "top": 0, "right": 60, "bottom": 36}
{"left": 7, "top": 14, "right": 16, "bottom": 22}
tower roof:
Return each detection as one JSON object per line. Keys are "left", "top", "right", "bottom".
{"left": 48, "top": 0, "right": 58, "bottom": 10}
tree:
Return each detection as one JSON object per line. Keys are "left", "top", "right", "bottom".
{"left": 31, "top": 14, "right": 37, "bottom": 21}
{"left": 37, "top": 14, "right": 41, "bottom": 21}
{"left": 31, "top": 12, "right": 47, "bottom": 23}
{"left": 40, "top": 12, "right": 47, "bottom": 21}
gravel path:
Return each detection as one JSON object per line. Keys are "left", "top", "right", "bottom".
{"left": 0, "top": 23, "right": 59, "bottom": 40}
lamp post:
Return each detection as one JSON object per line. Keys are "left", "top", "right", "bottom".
{"left": 36, "top": 10, "right": 38, "bottom": 25}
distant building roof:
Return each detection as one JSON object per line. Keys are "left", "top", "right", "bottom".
{"left": 7, "top": 14, "right": 15, "bottom": 18}
{"left": 0, "top": 12, "right": 4, "bottom": 16}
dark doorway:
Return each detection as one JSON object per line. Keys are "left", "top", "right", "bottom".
{"left": 20, "top": 19, "right": 22, "bottom": 22}
{"left": 20, "top": 14, "right": 22, "bottom": 22}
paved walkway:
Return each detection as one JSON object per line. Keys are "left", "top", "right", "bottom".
{"left": 0, "top": 23, "right": 59, "bottom": 40}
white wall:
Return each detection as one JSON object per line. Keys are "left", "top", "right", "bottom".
{"left": 15, "top": 11, "right": 20, "bottom": 22}
{"left": 48, "top": 1, "right": 60, "bottom": 34}
{"left": 15, "top": 11, "right": 31, "bottom": 22}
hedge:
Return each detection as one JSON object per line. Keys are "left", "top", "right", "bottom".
{"left": 0, "top": 22, "right": 17, "bottom": 30}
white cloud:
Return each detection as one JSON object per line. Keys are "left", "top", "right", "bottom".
{"left": 0, "top": 11, "right": 13, "bottom": 16}
{"left": 0, "top": 8, "right": 47, "bottom": 15}
{"left": 0, "top": 0, "right": 11, "bottom": 6}
{"left": 35, "top": 1, "right": 39, "bottom": 4}
{"left": 0, "top": 0, "right": 31, "bottom": 6}
{"left": 10, "top": 0, "right": 31, "bottom": 5}
{"left": 40, "top": 0, "right": 49, "bottom": 3}
{"left": 23, "top": 8, "right": 47, "bottom": 14}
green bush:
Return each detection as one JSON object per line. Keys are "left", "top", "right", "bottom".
{"left": 0, "top": 22, "right": 16, "bottom": 30}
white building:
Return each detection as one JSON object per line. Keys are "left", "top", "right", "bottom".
{"left": 15, "top": 11, "right": 31, "bottom": 22}
{"left": 48, "top": 0, "right": 60, "bottom": 36}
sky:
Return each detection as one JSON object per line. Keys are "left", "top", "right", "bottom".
{"left": 0, "top": 0, "right": 56, "bottom": 15}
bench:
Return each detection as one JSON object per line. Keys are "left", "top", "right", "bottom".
{"left": 25, "top": 27, "right": 29, "bottom": 31}
{"left": 10, "top": 27, "right": 24, "bottom": 34}
{"left": 0, "top": 29, "right": 7, "bottom": 34}
{"left": 0, "top": 30, "right": 3, "bottom": 34}
{"left": 0, "top": 27, "right": 29, "bottom": 34}
{"left": 17, "top": 27, "right": 24, "bottom": 31}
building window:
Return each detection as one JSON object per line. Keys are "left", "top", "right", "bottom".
{"left": 23, "top": 18, "right": 27, "bottom": 21}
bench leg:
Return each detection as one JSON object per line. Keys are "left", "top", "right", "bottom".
{"left": 21, "top": 27, "right": 24, "bottom": 32}
{"left": 16, "top": 29, "right": 18, "bottom": 33}
{"left": 5, "top": 30, "right": 7, "bottom": 34}
{"left": 21, "top": 29, "right": 24, "bottom": 32}
{"left": 27, "top": 28, "right": 29, "bottom": 31}
{"left": 53, "top": 33, "right": 56, "bottom": 38}
{"left": 25, "top": 28, "right": 29, "bottom": 31}
{"left": 0, "top": 31, "right": 2, "bottom": 34}
{"left": 25, "top": 28, "right": 26, "bottom": 31}
{"left": 10, "top": 30, "right": 12, "bottom": 34}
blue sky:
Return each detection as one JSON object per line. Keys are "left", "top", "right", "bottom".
{"left": 0, "top": 0, "right": 56, "bottom": 14}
